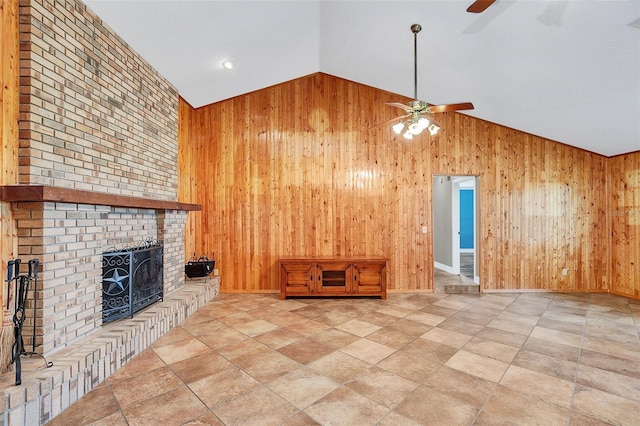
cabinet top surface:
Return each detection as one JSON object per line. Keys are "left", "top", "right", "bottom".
{"left": 279, "top": 256, "right": 388, "bottom": 262}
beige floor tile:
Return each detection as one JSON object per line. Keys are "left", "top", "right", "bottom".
{"left": 579, "top": 348, "right": 640, "bottom": 380}
{"left": 267, "top": 366, "right": 340, "bottom": 409}
{"left": 472, "top": 410, "right": 518, "bottom": 425}
{"left": 521, "top": 335, "right": 581, "bottom": 362}
{"left": 366, "top": 325, "right": 422, "bottom": 349}
{"left": 376, "top": 350, "right": 440, "bottom": 383}
{"left": 482, "top": 385, "right": 568, "bottom": 425}
{"left": 500, "top": 364, "right": 574, "bottom": 408}
{"left": 231, "top": 318, "right": 280, "bottom": 337}
{"left": 152, "top": 338, "right": 213, "bottom": 365}
{"left": 215, "top": 337, "right": 271, "bottom": 363}
{"left": 572, "top": 384, "right": 640, "bottom": 425}
{"left": 335, "top": 318, "right": 382, "bottom": 336}
{"left": 577, "top": 364, "right": 640, "bottom": 402}
{"left": 169, "top": 352, "right": 234, "bottom": 384}
{"left": 345, "top": 366, "right": 419, "bottom": 408}
{"left": 282, "top": 411, "right": 322, "bottom": 425}
{"left": 290, "top": 305, "right": 331, "bottom": 319}
{"left": 46, "top": 385, "right": 120, "bottom": 426}
{"left": 247, "top": 304, "right": 287, "bottom": 320}
{"left": 474, "top": 326, "right": 528, "bottom": 348}
{"left": 278, "top": 337, "right": 336, "bottom": 364}
{"left": 445, "top": 350, "right": 510, "bottom": 383}
{"left": 421, "top": 326, "right": 473, "bottom": 348}
{"left": 88, "top": 410, "right": 129, "bottom": 426}
{"left": 393, "top": 384, "right": 479, "bottom": 425}
{"left": 568, "top": 410, "right": 616, "bottom": 426}
{"left": 304, "top": 386, "right": 390, "bottom": 425}
{"left": 151, "top": 326, "right": 194, "bottom": 348}
{"left": 308, "top": 351, "right": 372, "bottom": 383}
{"left": 582, "top": 335, "right": 640, "bottom": 362}
{"left": 180, "top": 318, "right": 226, "bottom": 337}
{"left": 268, "top": 311, "right": 309, "bottom": 327}
{"left": 529, "top": 326, "right": 583, "bottom": 348}
{"left": 487, "top": 317, "right": 535, "bottom": 335}
{"left": 496, "top": 309, "right": 541, "bottom": 325}
{"left": 377, "top": 410, "right": 423, "bottom": 426}
{"left": 388, "top": 318, "right": 433, "bottom": 336}
{"left": 122, "top": 385, "right": 208, "bottom": 426}
{"left": 285, "top": 317, "right": 331, "bottom": 336}
{"left": 254, "top": 327, "right": 304, "bottom": 349}
{"left": 308, "top": 327, "right": 360, "bottom": 349}
{"left": 374, "top": 304, "right": 414, "bottom": 318}
{"left": 237, "top": 349, "right": 301, "bottom": 383}
{"left": 107, "top": 349, "right": 166, "bottom": 383}
{"left": 423, "top": 366, "right": 496, "bottom": 408}
{"left": 450, "top": 310, "right": 496, "bottom": 326}
{"left": 312, "top": 310, "right": 360, "bottom": 327}
{"left": 189, "top": 367, "right": 261, "bottom": 409}
{"left": 433, "top": 297, "right": 474, "bottom": 311}
{"left": 270, "top": 299, "right": 310, "bottom": 312}
{"left": 197, "top": 326, "right": 249, "bottom": 350}
{"left": 420, "top": 304, "right": 459, "bottom": 318}
{"left": 542, "top": 309, "right": 587, "bottom": 325}
{"left": 340, "top": 338, "right": 396, "bottom": 364}
{"left": 438, "top": 317, "right": 485, "bottom": 336}
{"left": 512, "top": 349, "right": 578, "bottom": 382}
{"left": 535, "top": 317, "right": 586, "bottom": 334}
{"left": 43, "top": 292, "right": 640, "bottom": 426}
{"left": 182, "top": 411, "right": 225, "bottom": 425}
{"left": 217, "top": 310, "right": 258, "bottom": 326}
{"left": 463, "top": 337, "right": 520, "bottom": 363}
{"left": 213, "top": 386, "right": 299, "bottom": 425}
{"left": 404, "top": 310, "right": 447, "bottom": 326}
{"left": 110, "top": 366, "right": 183, "bottom": 409}
{"left": 401, "top": 337, "right": 458, "bottom": 365}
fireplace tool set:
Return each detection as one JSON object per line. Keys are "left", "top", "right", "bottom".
{"left": 5, "top": 258, "right": 52, "bottom": 385}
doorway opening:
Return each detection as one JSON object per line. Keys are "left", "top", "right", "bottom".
{"left": 432, "top": 175, "right": 480, "bottom": 293}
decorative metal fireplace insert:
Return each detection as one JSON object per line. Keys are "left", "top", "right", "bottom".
{"left": 102, "top": 239, "right": 163, "bottom": 323}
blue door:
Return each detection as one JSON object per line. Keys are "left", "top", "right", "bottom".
{"left": 460, "top": 189, "right": 474, "bottom": 249}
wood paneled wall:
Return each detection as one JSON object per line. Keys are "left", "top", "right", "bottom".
{"left": 179, "top": 73, "right": 619, "bottom": 295}
{"left": 608, "top": 152, "right": 640, "bottom": 298}
{"left": 1, "top": 0, "right": 19, "bottom": 310}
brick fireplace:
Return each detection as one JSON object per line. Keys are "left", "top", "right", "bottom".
{"left": 0, "top": 0, "right": 218, "bottom": 422}
{"left": 8, "top": 195, "right": 194, "bottom": 355}
{"left": 7, "top": 0, "right": 194, "bottom": 356}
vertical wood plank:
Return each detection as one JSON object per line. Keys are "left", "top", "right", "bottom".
{"left": 178, "top": 72, "right": 625, "bottom": 296}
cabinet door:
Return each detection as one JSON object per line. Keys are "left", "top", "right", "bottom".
{"left": 352, "top": 261, "right": 386, "bottom": 295}
{"left": 280, "top": 262, "right": 316, "bottom": 295}
{"left": 316, "top": 261, "right": 352, "bottom": 295}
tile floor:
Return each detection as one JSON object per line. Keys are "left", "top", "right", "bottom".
{"left": 47, "top": 291, "right": 640, "bottom": 425}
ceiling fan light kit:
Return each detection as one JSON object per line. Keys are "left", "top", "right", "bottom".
{"left": 386, "top": 24, "right": 474, "bottom": 140}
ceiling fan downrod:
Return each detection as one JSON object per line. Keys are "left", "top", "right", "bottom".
{"left": 411, "top": 24, "right": 421, "bottom": 105}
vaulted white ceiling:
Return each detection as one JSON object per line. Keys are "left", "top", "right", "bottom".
{"left": 84, "top": 0, "right": 639, "bottom": 156}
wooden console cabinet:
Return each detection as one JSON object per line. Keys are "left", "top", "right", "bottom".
{"left": 279, "top": 257, "right": 387, "bottom": 299}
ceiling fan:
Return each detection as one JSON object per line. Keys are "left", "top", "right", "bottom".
{"left": 467, "top": 0, "right": 496, "bottom": 13}
{"left": 385, "top": 24, "right": 474, "bottom": 139}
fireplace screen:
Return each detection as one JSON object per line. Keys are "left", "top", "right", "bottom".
{"left": 102, "top": 240, "right": 163, "bottom": 323}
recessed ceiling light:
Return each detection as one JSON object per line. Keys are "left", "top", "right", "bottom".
{"left": 221, "top": 60, "right": 235, "bottom": 70}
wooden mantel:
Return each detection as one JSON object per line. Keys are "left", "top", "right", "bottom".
{"left": 0, "top": 185, "right": 201, "bottom": 211}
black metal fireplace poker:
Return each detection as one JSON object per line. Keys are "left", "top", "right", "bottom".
{"left": 6, "top": 258, "right": 52, "bottom": 386}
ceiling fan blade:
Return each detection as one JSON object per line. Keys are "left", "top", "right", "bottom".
{"left": 368, "top": 114, "right": 411, "bottom": 129}
{"left": 386, "top": 102, "right": 412, "bottom": 112}
{"left": 427, "top": 102, "right": 475, "bottom": 113}
{"left": 467, "top": 0, "right": 496, "bottom": 13}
